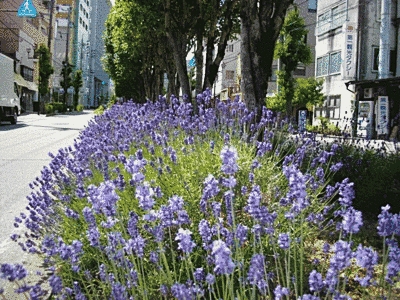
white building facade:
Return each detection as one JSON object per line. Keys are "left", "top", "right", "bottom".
{"left": 315, "top": 0, "right": 400, "bottom": 138}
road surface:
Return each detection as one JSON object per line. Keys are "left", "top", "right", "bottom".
{"left": 0, "top": 111, "right": 94, "bottom": 298}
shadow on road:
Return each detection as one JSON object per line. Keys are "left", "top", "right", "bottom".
{"left": 0, "top": 122, "right": 28, "bottom": 131}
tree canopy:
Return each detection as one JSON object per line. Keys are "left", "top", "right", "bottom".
{"left": 103, "top": 0, "right": 240, "bottom": 103}
{"left": 274, "top": 6, "right": 312, "bottom": 117}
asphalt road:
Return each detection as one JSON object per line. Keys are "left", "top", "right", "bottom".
{"left": 0, "top": 111, "right": 94, "bottom": 299}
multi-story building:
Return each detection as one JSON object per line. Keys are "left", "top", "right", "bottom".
{"left": 315, "top": 0, "right": 400, "bottom": 139}
{"left": 53, "top": 0, "right": 110, "bottom": 108}
{"left": 212, "top": 0, "right": 317, "bottom": 102}
{"left": 0, "top": 0, "right": 55, "bottom": 112}
{"left": 87, "top": 0, "right": 110, "bottom": 107}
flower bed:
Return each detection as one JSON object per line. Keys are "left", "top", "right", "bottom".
{"left": 1, "top": 89, "right": 400, "bottom": 299}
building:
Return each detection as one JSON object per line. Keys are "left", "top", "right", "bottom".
{"left": 87, "top": 0, "right": 110, "bottom": 107}
{"left": 0, "top": 0, "right": 55, "bottom": 112}
{"left": 52, "top": 0, "right": 110, "bottom": 108}
{"left": 211, "top": 0, "right": 317, "bottom": 102}
{"left": 314, "top": 0, "right": 400, "bottom": 139}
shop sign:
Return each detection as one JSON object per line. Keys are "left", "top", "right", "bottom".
{"left": 342, "top": 23, "right": 357, "bottom": 80}
{"left": 376, "top": 96, "right": 389, "bottom": 135}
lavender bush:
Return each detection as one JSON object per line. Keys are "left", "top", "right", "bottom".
{"left": 1, "top": 89, "right": 400, "bottom": 299}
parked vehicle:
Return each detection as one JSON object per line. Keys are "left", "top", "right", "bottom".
{"left": 0, "top": 53, "right": 21, "bottom": 124}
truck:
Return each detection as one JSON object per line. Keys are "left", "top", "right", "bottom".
{"left": 0, "top": 53, "right": 21, "bottom": 125}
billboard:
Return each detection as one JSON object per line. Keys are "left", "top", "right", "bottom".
{"left": 376, "top": 96, "right": 389, "bottom": 135}
{"left": 342, "top": 23, "right": 357, "bottom": 80}
{"left": 357, "top": 101, "right": 374, "bottom": 138}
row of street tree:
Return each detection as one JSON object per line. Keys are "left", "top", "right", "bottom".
{"left": 103, "top": 0, "right": 323, "bottom": 120}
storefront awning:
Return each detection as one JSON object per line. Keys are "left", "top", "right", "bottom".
{"left": 14, "top": 73, "right": 38, "bottom": 92}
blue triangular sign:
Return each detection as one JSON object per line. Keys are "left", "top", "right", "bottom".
{"left": 17, "top": 0, "right": 37, "bottom": 18}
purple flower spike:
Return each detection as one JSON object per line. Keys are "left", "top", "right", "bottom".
{"left": 247, "top": 254, "right": 268, "bottom": 294}
{"left": 220, "top": 145, "right": 238, "bottom": 175}
{"left": 211, "top": 240, "right": 235, "bottom": 275}
{"left": 175, "top": 228, "right": 196, "bottom": 255}
{"left": 274, "top": 285, "right": 289, "bottom": 299}
{"left": 135, "top": 182, "right": 155, "bottom": 211}
{"left": 377, "top": 205, "right": 397, "bottom": 237}
{"left": 278, "top": 233, "right": 291, "bottom": 250}
{"left": 341, "top": 207, "right": 363, "bottom": 235}
{"left": 309, "top": 270, "right": 324, "bottom": 292}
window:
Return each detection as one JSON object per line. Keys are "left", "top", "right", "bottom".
{"left": 329, "top": 52, "right": 341, "bottom": 74}
{"left": 315, "top": 95, "right": 341, "bottom": 119}
{"left": 269, "top": 65, "right": 277, "bottom": 81}
{"left": 372, "top": 47, "right": 396, "bottom": 73}
{"left": 317, "top": 4, "right": 346, "bottom": 35}
{"left": 225, "top": 70, "right": 234, "bottom": 80}
{"left": 226, "top": 44, "right": 234, "bottom": 52}
{"left": 316, "top": 51, "right": 341, "bottom": 76}
{"left": 308, "top": 0, "right": 317, "bottom": 12}
{"left": 41, "top": 26, "right": 47, "bottom": 35}
{"left": 316, "top": 55, "right": 329, "bottom": 76}
{"left": 21, "top": 66, "right": 34, "bottom": 82}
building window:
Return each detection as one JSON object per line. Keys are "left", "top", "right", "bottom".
{"left": 225, "top": 70, "right": 234, "bottom": 80}
{"left": 372, "top": 47, "right": 396, "bottom": 73}
{"left": 316, "top": 55, "right": 329, "bottom": 76}
{"left": 315, "top": 95, "right": 341, "bottom": 119}
{"left": 269, "top": 65, "right": 277, "bottom": 81}
{"left": 226, "top": 44, "right": 234, "bottom": 52}
{"left": 316, "top": 51, "right": 341, "bottom": 77}
{"left": 317, "top": 4, "right": 346, "bottom": 35}
{"left": 21, "top": 66, "right": 34, "bottom": 82}
{"left": 308, "top": 0, "right": 317, "bottom": 12}
{"left": 329, "top": 51, "right": 342, "bottom": 74}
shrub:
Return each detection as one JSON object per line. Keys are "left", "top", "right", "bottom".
{"left": 2, "top": 89, "right": 400, "bottom": 299}
{"left": 94, "top": 105, "right": 105, "bottom": 115}
{"left": 52, "top": 101, "right": 67, "bottom": 113}
{"left": 45, "top": 103, "right": 54, "bottom": 114}
{"left": 76, "top": 104, "right": 84, "bottom": 112}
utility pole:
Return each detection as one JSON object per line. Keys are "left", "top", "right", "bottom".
{"left": 63, "top": 6, "right": 72, "bottom": 105}
{"left": 47, "top": 0, "right": 54, "bottom": 50}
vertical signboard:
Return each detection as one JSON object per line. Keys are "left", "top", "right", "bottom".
{"left": 376, "top": 96, "right": 389, "bottom": 135}
{"left": 298, "top": 110, "right": 307, "bottom": 133}
{"left": 342, "top": 23, "right": 357, "bottom": 80}
{"left": 357, "top": 101, "right": 374, "bottom": 138}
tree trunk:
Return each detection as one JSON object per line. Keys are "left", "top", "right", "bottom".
{"left": 240, "top": 0, "right": 293, "bottom": 122}
{"left": 203, "top": 0, "right": 238, "bottom": 90}
{"left": 195, "top": 30, "right": 204, "bottom": 96}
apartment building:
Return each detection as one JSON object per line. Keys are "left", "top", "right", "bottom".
{"left": 0, "top": 0, "right": 55, "bottom": 112}
{"left": 53, "top": 0, "right": 110, "bottom": 107}
{"left": 315, "top": 0, "right": 400, "bottom": 139}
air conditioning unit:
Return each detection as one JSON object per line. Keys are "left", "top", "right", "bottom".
{"left": 364, "top": 88, "right": 373, "bottom": 99}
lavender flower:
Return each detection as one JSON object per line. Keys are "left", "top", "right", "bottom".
{"left": 247, "top": 254, "right": 268, "bottom": 294}
{"left": 354, "top": 244, "right": 378, "bottom": 286}
{"left": 235, "top": 224, "right": 248, "bottom": 246}
{"left": 49, "top": 275, "right": 63, "bottom": 294}
{"left": 0, "top": 264, "right": 27, "bottom": 281}
{"left": 341, "top": 207, "right": 363, "bottom": 235}
{"left": 175, "top": 228, "right": 196, "bottom": 254}
{"left": 220, "top": 145, "right": 238, "bottom": 175}
{"left": 135, "top": 182, "right": 155, "bottom": 211}
{"left": 274, "top": 285, "right": 289, "bottom": 299}
{"left": 200, "top": 175, "right": 220, "bottom": 213}
{"left": 278, "top": 233, "right": 291, "bottom": 250}
{"left": 308, "top": 270, "right": 324, "bottom": 292}
{"left": 211, "top": 240, "right": 235, "bottom": 275}
{"left": 171, "top": 283, "right": 192, "bottom": 300}
{"left": 377, "top": 205, "right": 397, "bottom": 237}
{"left": 386, "top": 239, "right": 400, "bottom": 284}
{"left": 330, "top": 240, "right": 352, "bottom": 271}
